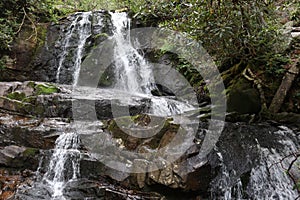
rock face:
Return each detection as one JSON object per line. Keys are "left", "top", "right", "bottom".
{"left": 30, "top": 10, "right": 113, "bottom": 84}
{"left": 0, "top": 81, "right": 151, "bottom": 119}
{"left": 0, "top": 81, "right": 299, "bottom": 199}
{"left": 0, "top": 11, "right": 113, "bottom": 84}
{"left": 85, "top": 118, "right": 299, "bottom": 199}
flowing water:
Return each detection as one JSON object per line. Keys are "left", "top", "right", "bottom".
{"left": 15, "top": 11, "right": 299, "bottom": 200}
{"left": 111, "top": 12, "right": 155, "bottom": 94}
{"left": 24, "top": 11, "right": 195, "bottom": 199}
{"left": 110, "top": 12, "right": 195, "bottom": 116}
{"left": 42, "top": 132, "right": 80, "bottom": 199}
{"left": 55, "top": 12, "right": 92, "bottom": 85}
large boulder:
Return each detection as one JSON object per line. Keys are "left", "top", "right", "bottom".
{"left": 0, "top": 81, "right": 151, "bottom": 119}
{"left": 78, "top": 116, "right": 299, "bottom": 199}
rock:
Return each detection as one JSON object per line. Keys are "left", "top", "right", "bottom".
{"left": 29, "top": 11, "right": 113, "bottom": 84}
{"left": 80, "top": 118, "right": 299, "bottom": 199}
{"left": 272, "top": 112, "right": 300, "bottom": 129}
{"left": 16, "top": 178, "right": 165, "bottom": 200}
{"left": 0, "top": 24, "right": 47, "bottom": 82}
{"left": 289, "top": 156, "right": 300, "bottom": 187}
{"left": 0, "top": 81, "right": 151, "bottom": 119}
{"left": 227, "top": 82, "right": 261, "bottom": 114}
{"left": 0, "top": 112, "right": 68, "bottom": 149}
{"left": 0, "top": 145, "right": 39, "bottom": 170}
{"left": 0, "top": 145, "right": 26, "bottom": 166}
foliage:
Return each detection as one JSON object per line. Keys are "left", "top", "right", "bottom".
{"left": 0, "top": 0, "right": 128, "bottom": 64}
{"left": 0, "top": 0, "right": 61, "bottom": 68}
{"left": 279, "top": 0, "right": 300, "bottom": 26}
{"left": 54, "top": 0, "right": 128, "bottom": 11}
{"left": 129, "top": 0, "right": 287, "bottom": 69}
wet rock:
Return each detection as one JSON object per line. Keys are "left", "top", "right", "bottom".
{"left": 81, "top": 116, "right": 299, "bottom": 199}
{"left": 209, "top": 123, "right": 299, "bottom": 199}
{"left": 15, "top": 178, "right": 165, "bottom": 200}
{"left": 0, "top": 146, "right": 26, "bottom": 166}
{"left": 29, "top": 11, "right": 113, "bottom": 84}
{"left": 290, "top": 157, "right": 300, "bottom": 187}
{"left": 0, "top": 112, "right": 69, "bottom": 149}
{"left": 0, "top": 145, "right": 40, "bottom": 170}
{"left": 0, "top": 81, "right": 151, "bottom": 119}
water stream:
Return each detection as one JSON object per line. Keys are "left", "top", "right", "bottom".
{"left": 42, "top": 132, "right": 80, "bottom": 199}
{"left": 38, "top": 11, "right": 195, "bottom": 199}
{"left": 111, "top": 12, "right": 155, "bottom": 94}
{"left": 14, "top": 11, "right": 299, "bottom": 200}
{"left": 55, "top": 12, "right": 92, "bottom": 85}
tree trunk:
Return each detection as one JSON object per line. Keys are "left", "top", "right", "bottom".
{"left": 269, "top": 58, "right": 299, "bottom": 113}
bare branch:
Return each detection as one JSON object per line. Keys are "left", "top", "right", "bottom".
{"left": 22, "top": 7, "right": 38, "bottom": 42}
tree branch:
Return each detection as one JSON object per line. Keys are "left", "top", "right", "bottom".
{"left": 22, "top": 7, "right": 38, "bottom": 42}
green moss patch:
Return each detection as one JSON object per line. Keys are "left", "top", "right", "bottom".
{"left": 35, "top": 83, "right": 59, "bottom": 95}
{"left": 6, "top": 92, "right": 26, "bottom": 101}
{"left": 23, "top": 148, "right": 39, "bottom": 157}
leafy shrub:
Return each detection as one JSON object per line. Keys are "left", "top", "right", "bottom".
{"left": 129, "top": 0, "right": 287, "bottom": 68}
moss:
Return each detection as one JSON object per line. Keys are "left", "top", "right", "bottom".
{"left": 34, "top": 105, "right": 46, "bottom": 116}
{"left": 94, "top": 33, "right": 108, "bottom": 41}
{"left": 98, "top": 68, "right": 114, "bottom": 87}
{"left": 36, "top": 25, "right": 47, "bottom": 47}
{"left": 35, "top": 83, "right": 59, "bottom": 95}
{"left": 22, "top": 96, "right": 37, "bottom": 104}
{"left": 27, "top": 81, "right": 36, "bottom": 88}
{"left": 6, "top": 92, "right": 26, "bottom": 101}
{"left": 23, "top": 148, "right": 39, "bottom": 157}
{"left": 107, "top": 116, "right": 130, "bottom": 140}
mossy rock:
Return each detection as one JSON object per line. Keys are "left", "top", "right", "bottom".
{"left": 226, "top": 75, "right": 261, "bottom": 114}
{"left": 6, "top": 92, "right": 26, "bottom": 101}
{"left": 35, "top": 83, "right": 59, "bottom": 95}
{"left": 107, "top": 115, "right": 179, "bottom": 150}
{"left": 93, "top": 33, "right": 109, "bottom": 46}
{"left": 23, "top": 148, "right": 39, "bottom": 157}
{"left": 227, "top": 87, "right": 261, "bottom": 114}
{"left": 27, "top": 81, "right": 36, "bottom": 88}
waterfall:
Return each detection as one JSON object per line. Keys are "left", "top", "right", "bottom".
{"left": 42, "top": 132, "right": 80, "bottom": 199}
{"left": 55, "top": 12, "right": 92, "bottom": 85}
{"left": 111, "top": 12, "right": 155, "bottom": 94}
{"left": 17, "top": 11, "right": 196, "bottom": 199}
{"left": 110, "top": 12, "right": 195, "bottom": 116}
{"left": 12, "top": 10, "right": 300, "bottom": 200}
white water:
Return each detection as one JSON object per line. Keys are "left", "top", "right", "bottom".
{"left": 211, "top": 126, "right": 299, "bottom": 200}
{"left": 110, "top": 12, "right": 195, "bottom": 116}
{"left": 43, "top": 11, "right": 195, "bottom": 198}
{"left": 56, "top": 12, "right": 92, "bottom": 85}
{"left": 111, "top": 12, "right": 155, "bottom": 94}
{"left": 43, "top": 132, "right": 80, "bottom": 199}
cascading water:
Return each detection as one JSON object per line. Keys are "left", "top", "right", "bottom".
{"left": 17, "top": 12, "right": 94, "bottom": 199}
{"left": 111, "top": 12, "right": 155, "bottom": 94}
{"left": 38, "top": 12, "right": 93, "bottom": 199}
{"left": 55, "top": 12, "right": 92, "bottom": 85}
{"left": 110, "top": 12, "right": 195, "bottom": 116}
{"left": 210, "top": 126, "right": 299, "bottom": 200}
{"left": 42, "top": 132, "right": 80, "bottom": 199}
{"left": 17, "top": 11, "right": 196, "bottom": 199}
{"left": 12, "top": 10, "right": 300, "bottom": 200}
